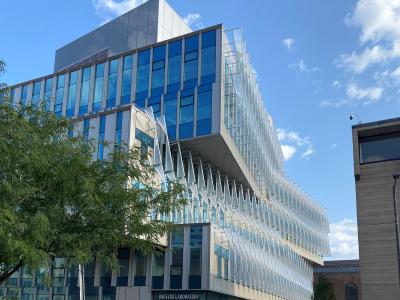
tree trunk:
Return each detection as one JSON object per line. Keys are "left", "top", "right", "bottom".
{"left": 0, "top": 261, "right": 23, "bottom": 284}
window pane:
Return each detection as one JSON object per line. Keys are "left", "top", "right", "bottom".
{"left": 121, "top": 55, "right": 133, "bottom": 104}
{"left": 80, "top": 67, "right": 91, "bottom": 115}
{"left": 107, "top": 59, "right": 118, "bottom": 108}
{"left": 189, "top": 226, "right": 202, "bottom": 289}
{"left": 197, "top": 89, "right": 212, "bottom": 136}
{"left": 360, "top": 133, "right": 400, "bottom": 163}
{"left": 31, "top": 81, "right": 41, "bottom": 107}
{"left": 66, "top": 71, "right": 78, "bottom": 117}
{"left": 170, "top": 228, "right": 184, "bottom": 289}
{"left": 168, "top": 55, "right": 181, "bottom": 86}
{"left": 44, "top": 78, "right": 53, "bottom": 111}
{"left": 93, "top": 63, "right": 104, "bottom": 112}
{"left": 54, "top": 75, "right": 65, "bottom": 116}
{"left": 164, "top": 95, "right": 177, "bottom": 140}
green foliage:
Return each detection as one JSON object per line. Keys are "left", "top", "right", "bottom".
{"left": 314, "top": 274, "right": 336, "bottom": 300}
{"left": 0, "top": 66, "right": 186, "bottom": 283}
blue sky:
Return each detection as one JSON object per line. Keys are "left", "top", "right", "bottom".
{"left": 3, "top": 0, "right": 399, "bottom": 260}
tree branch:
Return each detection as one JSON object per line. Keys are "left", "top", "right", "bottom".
{"left": 0, "top": 260, "right": 23, "bottom": 284}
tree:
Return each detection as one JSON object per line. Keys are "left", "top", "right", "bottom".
{"left": 0, "top": 62, "right": 186, "bottom": 284}
{"left": 314, "top": 274, "right": 336, "bottom": 300}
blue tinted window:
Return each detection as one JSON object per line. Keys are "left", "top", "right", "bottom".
{"left": 98, "top": 116, "right": 106, "bottom": 160}
{"left": 151, "top": 45, "right": 166, "bottom": 92}
{"left": 54, "top": 75, "right": 65, "bottom": 116}
{"left": 179, "top": 94, "right": 194, "bottom": 139}
{"left": 44, "top": 78, "right": 52, "bottom": 111}
{"left": 189, "top": 226, "right": 202, "bottom": 289}
{"left": 170, "top": 228, "right": 184, "bottom": 289}
{"left": 185, "top": 35, "right": 199, "bottom": 53}
{"left": 169, "top": 40, "right": 182, "bottom": 57}
{"left": 121, "top": 55, "right": 133, "bottom": 104}
{"left": 107, "top": 59, "right": 118, "bottom": 108}
{"left": 153, "top": 44, "right": 166, "bottom": 61}
{"left": 197, "top": 89, "right": 212, "bottom": 136}
{"left": 184, "top": 37, "right": 198, "bottom": 86}
{"left": 80, "top": 67, "right": 91, "bottom": 115}
{"left": 20, "top": 84, "right": 28, "bottom": 107}
{"left": 164, "top": 93, "right": 177, "bottom": 140}
{"left": 168, "top": 40, "right": 182, "bottom": 91}
{"left": 136, "top": 50, "right": 150, "bottom": 97}
{"left": 115, "top": 111, "right": 123, "bottom": 150}
{"left": 93, "top": 63, "right": 104, "bottom": 112}
{"left": 83, "top": 119, "right": 90, "bottom": 140}
{"left": 66, "top": 71, "right": 78, "bottom": 117}
{"left": 202, "top": 30, "right": 216, "bottom": 48}
{"left": 31, "top": 81, "right": 41, "bottom": 107}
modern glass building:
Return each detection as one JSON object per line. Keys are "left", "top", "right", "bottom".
{"left": 0, "top": 1, "right": 330, "bottom": 299}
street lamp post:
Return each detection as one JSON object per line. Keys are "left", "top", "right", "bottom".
{"left": 392, "top": 174, "right": 400, "bottom": 287}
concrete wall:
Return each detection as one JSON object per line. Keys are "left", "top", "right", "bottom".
{"left": 352, "top": 120, "right": 400, "bottom": 300}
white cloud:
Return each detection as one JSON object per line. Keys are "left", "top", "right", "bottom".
{"left": 289, "top": 59, "right": 319, "bottom": 73}
{"left": 277, "top": 129, "right": 315, "bottom": 160}
{"left": 281, "top": 145, "right": 297, "bottom": 161}
{"left": 282, "top": 38, "right": 295, "bottom": 50}
{"left": 92, "top": 0, "right": 148, "bottom": 24}
{"left": 321, "top": 82, "right": 383, "bottom": 107}
{"left": 346, "top": 82, "right": 383, "bottom": 103}
{"left": 183, "top": 13, "right": 204, "bottom": 30}
{"left": 332, "top": 80, "right": 341, "bottom": 88}
{"left": 328, "top": 219, "right": 359, "bottom": 260}
{"left": 337, "top": 0, "right": 400, "bottom": 73}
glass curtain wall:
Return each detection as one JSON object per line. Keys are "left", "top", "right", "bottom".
{"left": 31, "top": 81, "right": 41, "bottom": 108}
{"left": 92, "top": 63, "right": 104, "bottom": 112}
{"left": 136, "top": 49, "right": 150, "bottom": 108}
{"left": 121, "top": 55, "right": 133, "bottom": 105}
{"left": 66, "top": 71, "right": 78, "bottom": 117}
{"left": 184, "top": 35, "right": 199, "bottom": 89}
{"left": 98, "top": 116, "right": 106, "bottom": 160}
{"left": 54, "top": 75, "right": 65, "bottom": 116}
{"left": 189, "top": 226, "right": 202, "bottom": 289}
{"left": 107, "top": 59, "right": 118, "bottom": 108}
{"left": 170, "top": 228, "right": 184, "bottom": 289}
{"left": 79, "top": 67, "right": 91, "bottom": 115}
{"left": 20, "top": 84, "right": 28, "bottom": 108}
{"left": 44, "top": 78, "right": 53, "bottom": 111}
{"left": 149, "top": 45, "right": 166, "bottom": 117}
{"left": 115, "top": 111, "right": 123, "bottom": 151}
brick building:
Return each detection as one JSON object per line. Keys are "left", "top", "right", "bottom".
{"left": 314, "top": 260, "right": 361, "bottom": 300}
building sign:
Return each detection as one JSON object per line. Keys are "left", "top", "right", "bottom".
{"left": 154, "top": 291, "right": 202, "bottom": 300}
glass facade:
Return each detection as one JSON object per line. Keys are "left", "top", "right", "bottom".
{"left": 179, "top": 90, "right": 194, "bottom": 139}
{"left": 164, "top": 93, "right": 177, "bottom": 140}
{"left": 98, "top": 116, "right": 106, "bottom": 160}
{"left": 54, "top": 75, "right": 65, "bottom": 116}
{"left": 80, "top": 67, "right": 91, "bottom": 115}
{"left": 115, "top": 111, "right": 123, "bottom": 150}
{"left": 44, "top": 78, "right": 52, "bottom": 111}
{"left": 121, "top": 55, "right": 133, "bottom": 105}
{"left": 107, "top": 59, "right": 118, "bottom": 108}
{"left": 83, "top": 119, "right": 90, "bottom": 141}
{"left": 189, "top": 226, "right": 202, "bottom": 289}
{"left": 136, "top": 49, "right": 150, "bottom": 108}
{"left": 170, "top": 228, "right": 184, "bottom": 289}
{"left": 20, "top": 84, "right": 28, "bottom": 108}
{"left": 66, "top": 71, "right": 78, "bottom": 117}
{"left": 134, "top": 251, "right": 146, "bottom": 286}
{"left": 167, "top": 40, "right": 182, "bottom": 92}
{"left": 31, "top": 81, "right": 41, "bottom": 107}
{"left": 184, "top": 35, "right": 199, "bottom": 89}
{"left": 93, "top": 63, "right": 104, "bottom": 113}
